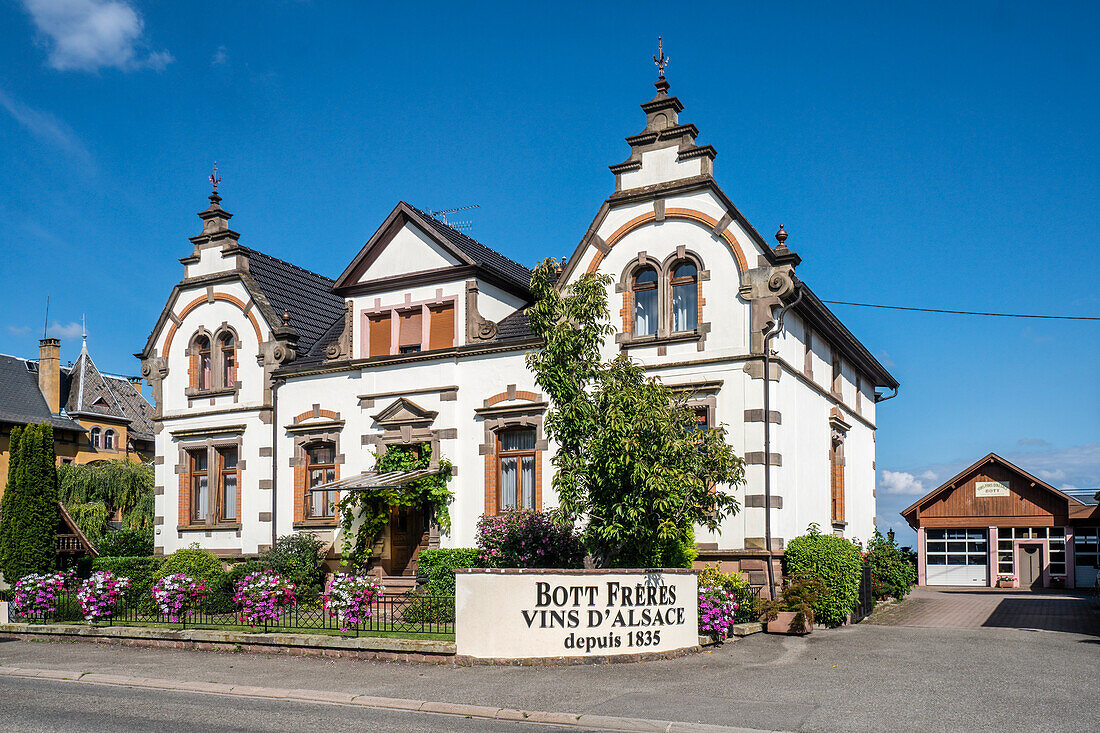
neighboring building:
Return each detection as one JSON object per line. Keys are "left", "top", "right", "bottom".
{"left": 140, "top": 70, "right": 898, "bottom": 589}
{"left": 901, "top": 453, "right": 1100, "bottom": 589}
{"left": 0, "top": 336, "right": 155, "bottom": 499}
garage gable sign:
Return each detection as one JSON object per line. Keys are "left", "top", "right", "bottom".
{"left": 975, "top": 480, "right": 1010, "bottom": 498}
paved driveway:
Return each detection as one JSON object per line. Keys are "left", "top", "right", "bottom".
{"left": 866, "top": 586, "right": 1100, "bottom": 634}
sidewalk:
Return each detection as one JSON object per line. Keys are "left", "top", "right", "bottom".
{"left": 1, "top": 618, "right": 1095, "bottom": 732}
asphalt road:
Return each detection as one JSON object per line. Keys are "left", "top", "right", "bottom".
{"left": 0, "top": 676, "right": 581, "bottom": 733}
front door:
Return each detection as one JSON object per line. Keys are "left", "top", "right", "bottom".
{"left": 383, "top": 505, "right": 422, "bottom": 576}
{"left": 1019, "top": 545, "right": 1042, "bottom": 589}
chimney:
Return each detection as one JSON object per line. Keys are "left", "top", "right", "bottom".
{"left": 38, "top": 338, "right": 61, "bottom": 414}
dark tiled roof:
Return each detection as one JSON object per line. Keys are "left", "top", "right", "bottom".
{"left": 293, "top": 312, "right": 346, "bottom": 368}
{"left": 240, "top": 246, "right": 346, "bottom": 355}
{"left": 57, "top": 347, "right": 155, "bottom": 441}
{"left": 0, "top": 354, "right": 83, "bottom": 432}
{"left": 406, "top": 205, "right": 532, "bottom": 291}
{"left": 104, "top": 375, "right": 155, "bottom": 441}
{"left": 492, "top": 308, "right": 535, "bottom": 342}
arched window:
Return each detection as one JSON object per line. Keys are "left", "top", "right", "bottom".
{"left": 103, "top": 429, "right": 115, "bottom": 450}
{"left": 670, "top": 262, "right": 698, "bottom": 332}
{"left": 192, "top": 335, "right": 212, "bottom": 390}
{"left": 307, "top": 443, "right": 337, "bottom": 518}
{"left": 90, "top": 427, "right": 101, "bottom": 448}
{"left": 632, "top": 266, "right": 659, "bottom": 337}
{"left": 220, "top": 333, "right": 236, "bottom": 388}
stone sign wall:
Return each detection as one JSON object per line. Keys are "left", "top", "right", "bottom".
{"left": 454, "top": 568, "right": 698, "bottom": 661}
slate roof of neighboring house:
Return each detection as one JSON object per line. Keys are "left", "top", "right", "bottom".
{"left": 0, "top": 353, "right": 83, "bottom": 432}
{"left": 239, "top": 246, "right": 347, "bottom": 356}
{"left": 59, "top": 344, "right": 155, "bottom": 441}
{"left": 492, "top": 308, "right": 534, "bottom": 342}
{"left": 405, "top": 204, "right": 533, "bottom": 291}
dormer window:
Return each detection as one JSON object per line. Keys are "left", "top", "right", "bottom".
{"left": 671, "top": 262, "right": 698, "bottom": 332}
{"left": 632, "top": 266, "right": 659, "bottom": 336}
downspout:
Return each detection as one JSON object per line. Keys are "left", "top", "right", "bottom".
{"left": 762, "top": 285, "right": 804, "bottom": 598}
{"left": 875, "top": 386, "right": 899, "bottom": 403}
{"left": 271, "top": 376, "right": 284, "bottom": 551}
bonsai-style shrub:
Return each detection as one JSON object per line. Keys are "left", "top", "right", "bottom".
{"left": 234, "top": 571, "right": 296, "bottom": 626}
{"left": 758, "top": 575, "right": 826, "bottom": 634}
{"left": 865, "top": 529, "right": 916, "bottom": 600}
{"left": 784, "top": 524, "right": 863, "bottom": 626}
{"left": 77, "top": 571, "right": 129, "bottom": 622}
{"left": 11, "top": 571, "right": 69, "bottom": 617}
{"left": 151, "top": 573, "right": 208, "bottom": 621}
{"left": 0, "top": 424, "right": 60, "bottom": 582}
{"left": 698, "top": 584, "right": 739, "bottom": 640}
{"left": 697, "top": 564, "right": 760, "bottom": 623}
{"left": 92, "top": 556, "right": 163, "bottom": 610}
{"left": 324, "top": 574, "right": 385, "bottom": 631}
{"left": 475, "top": 509, "right": 585, "bottom": 569}
{"left": 265, "top": 533, "right": 327, "bottom": 605}
{"left": 154, "top": 545, "right": 227, "bottom": 612}
{"left": 97, "top": 528, "right": 154, "bottom": 558}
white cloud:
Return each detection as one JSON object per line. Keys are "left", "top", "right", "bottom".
{"left": 1037, "top": 469, "right": 1066, "bottom": 482}
{"left": 919, "top": 470, "right": 937, "bottom": 481}
{"left": 211, "top": 45, "right": 227, "bottom": 66}
{"left": 0, "top": 87, "right": 93, "bottom": 167}
{"left": 6, "top": 325, "right": 32, "bottom": 335}
{"left": 22, "top": 0, "right": 173, "bottom": 72}
{"left": 879, "top": 470, "right": 927, "bottom": 495}
{"left": 47, "top": 321, "right": 84, "bottom": 339}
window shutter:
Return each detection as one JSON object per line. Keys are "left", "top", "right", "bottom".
{"left": 398, "top": 309, "right": 422, "bottom": 347}
{"left": 428, "top": 303, "right": 455, "bottom": 350}
{"left": 189, "top": 350, "right": 199, "bottom": 388}
{"left": 368, "top": 313, "right": 391, "bottom": 357}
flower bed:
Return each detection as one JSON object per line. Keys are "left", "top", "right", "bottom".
{"left": 77, "top": 571, "right": 130, "bottom": 622}
{"left": 12, "top": 572, "right": 69, "bottom": 616}
{"left": 234, "top": 571, "right": 296, "bottom": 626}
{"left": 698, "top": 585, "right": 739, "bottom": 640}
{"left": 152, "top": 573, "right": 209, "bottom": 621}
{"left": 324, "top": 574, "right": 384, "bottom": 631}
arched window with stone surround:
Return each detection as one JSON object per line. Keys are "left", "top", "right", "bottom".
{"left": 632, "top": 266, "right": 659, "bottom": 336}
{"left": 670, "top": 261, "right": 698, "bottom": 332}
{"left": 190, "top": 334, "right": 212, "bottom": 390}
{"left": 219, "top": 332, "right": 236, "bottom": 388}
{"left": 103, "top": 429, "right": 115, "bottom": 450}
{"left": 90, "top": 427, "right": 101, "bottom": 449}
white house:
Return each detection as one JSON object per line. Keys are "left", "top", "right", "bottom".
{"left": 140, "top": 71, "right": 898, "bottom": 589}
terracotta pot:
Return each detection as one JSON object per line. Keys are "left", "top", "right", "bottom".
{"left": 766, "top": 610, "right": 813, "bottom": 635}
{"left": 996, "top": 580, "right": 1014, "bottom": 588}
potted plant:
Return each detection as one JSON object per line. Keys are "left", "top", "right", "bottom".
{"left": 996, "top": 574, "right": 1016, "bottom": 588}
{"left": 759, "top": 575, "right": 825, "bottom": 635}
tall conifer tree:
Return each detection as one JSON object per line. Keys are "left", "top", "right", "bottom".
{"left": 0, "top": 424, "right": 59, "bottom": 581}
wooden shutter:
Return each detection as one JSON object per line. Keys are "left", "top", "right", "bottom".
{"left": 428, "top": 303, "right": 455, "bottom": 350}
{"left": 398, "top": 309, "right": 422, "bottom": 347}
{"left": 368, "top": 313, "right": 391, "bottom": 357}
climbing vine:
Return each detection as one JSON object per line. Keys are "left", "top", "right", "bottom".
{"left": 336, "top": 443, "right": 453, "bottom": 569}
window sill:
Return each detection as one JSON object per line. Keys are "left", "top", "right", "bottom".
{"left": 177, "top": 522, "right": 242, "bottom": 532}
{"left": 619, "top": 331, "right": 701, "bottom": 350}
{"left": 294, "top": 519, "right": 339, "bottom": 528}
{"left": 186, "top": 386, "right": 239, "bottom": 399}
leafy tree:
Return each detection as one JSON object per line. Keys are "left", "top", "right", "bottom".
{"left": 0, "top": 424, "right": 60, "bottom": 581}
{"left": 784, "top": 524, "right": 864, "bottom": 626}
{"left": 865, "top": 528, "right": 917, "bottom": 600}
{"left": 57, "top": 459, "right": 154, "bottom": 545}
{"left": 525, "top": 259, "right": 745, "bottom": 567}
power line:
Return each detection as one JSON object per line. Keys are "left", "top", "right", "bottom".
{"left": 820, "top": 299, "right": 1100, "bottom": 321}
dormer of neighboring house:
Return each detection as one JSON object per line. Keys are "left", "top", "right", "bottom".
{"left": 328, "top": 202, "right": 532, "bottom": 361}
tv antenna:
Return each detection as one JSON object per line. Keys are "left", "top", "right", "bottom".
{"left": 428, "top": 204, "right": 479, "bottom": 230}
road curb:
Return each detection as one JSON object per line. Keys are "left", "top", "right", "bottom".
{"left": 0, "top": 665, "right": 787, "bottom": 733}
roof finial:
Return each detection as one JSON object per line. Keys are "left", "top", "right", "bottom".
{"left": 210, "top": 161, "right": 221, "bottom": 193}
{"left": 282, "top": 309, "right": 291, "bottom": 326}
{"left": 775, "top": 224, "right": 788, "bottom": 247}
{"left": 80, "top": 314, "right": 88, "bottom": 353}
{"left": 653, "top": 36, "right": 669, "bottom": 80}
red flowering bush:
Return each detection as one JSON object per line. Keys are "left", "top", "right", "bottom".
{"left": 475, "top": 509, "right": 585, "bottom": 568}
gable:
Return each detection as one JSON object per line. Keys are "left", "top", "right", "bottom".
{"left": 371, "top": 397, "right": 438, "bottom": 428}
{"left": 365, "top": 221, "right": 464, "bottom": 281}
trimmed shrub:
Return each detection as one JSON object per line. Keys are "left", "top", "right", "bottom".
{"left": 475, "top": 510, "right": 585, "bottom": 569}
{"left": 155, "top": 545, "right": 227, "bottom": 612}
{"left": 266, "top": 533, "right": 326, "bottom": 604}
{"left": 607, "top": 523, "right": 697, "bottom": 569}
{"left": 92, "top": 556, "right": 163, "bottom": 610}
{"left": 0, "top": 424, "right": 60, "bottom": 582}
{"left": 97, "top": 528, "right": 154, "bottom": 557}
{"left": 865, "top": 529, "right": 917, "bottom": 600}
{"left": 698, "top": 564, "right": 759, "bottom": 623}
{"left": 784, "top": 526, "right": 863, "bottom": 627}
{"left": 417, "top": 548, "right": 478, "bottom": 598}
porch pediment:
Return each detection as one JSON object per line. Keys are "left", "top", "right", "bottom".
{"left": 371, "top": 397, "right": 438, "bottom": 429}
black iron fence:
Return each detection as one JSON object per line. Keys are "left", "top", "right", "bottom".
{"left": 4, "top": 591, "right": 454, "bottom": 637}
{"left": 849, "top": 564, "right": 875, "bottom": 623}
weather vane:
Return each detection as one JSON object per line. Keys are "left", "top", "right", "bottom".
{"left": 653, "top": 36, "right": 669, "bottom": 79}
{"left": 210, "top": 161, "right": 221, "bottom": 192}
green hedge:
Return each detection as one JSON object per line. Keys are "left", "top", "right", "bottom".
{"left": 91, "top": 556, "right": 164, "bottom": 610}
{"left": 416, "top": 548, "right": 479, "bottom": 597}
{"left": 784, "top": 528, "right": 863, "bottom": 627}
{"left": 154, "top": 545, "right": 229, "bottom": 612}
{"left": 97, "top": 528, "right": 154, "bottom": 557}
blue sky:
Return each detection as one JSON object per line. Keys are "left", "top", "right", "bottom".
{"left": 1, "top": 1, "right": 1096, "bottom": 544}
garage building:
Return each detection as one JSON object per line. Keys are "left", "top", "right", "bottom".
{"left": 901, "top": 453, "right": 1099, "bottom": 589}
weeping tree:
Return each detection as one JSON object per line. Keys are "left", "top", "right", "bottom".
{"left": 0, "top": 424, "right": 60, "bottom": 581}
{"left": 526, "top": 259, "right": 746, "bottom": 568}
{"left": 57, "top": 459, "right": 154, "bottom": 546}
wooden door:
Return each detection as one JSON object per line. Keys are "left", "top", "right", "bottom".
{"left": 384, "top": 505, "right": 422, "bottom": 576}
{"left": 1019, "top": 545, "right": 1042, "bottom": 589}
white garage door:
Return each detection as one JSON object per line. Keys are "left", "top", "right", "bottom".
{"left": 1074, "top": 528, "right": 1099, "bottom": 589}
{"left": 925, "top": 529, "right": 988, "bottom": 586}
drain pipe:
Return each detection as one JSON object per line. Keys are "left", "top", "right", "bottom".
{"left": 761, "top": 285, "right": 804, "bottom": 598}
{"left": 271, "top": 376, "right": 284, "bottom": 550}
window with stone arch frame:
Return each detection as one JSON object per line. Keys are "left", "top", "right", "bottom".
{"left": 103, "top": 429, "right": 116, "bottom": 450}
{"left": 187, "top": 326, "right": 240, "bottom": 392}
{"left": 90, "top": 426, "right": 101, "bottom": 448}
{"left": 630, "top": 264, "right": 659, "bottom": 337}
{"left": 621, "top": 252, "right": 705, "bottom": 339}
{"left": 305, "top": 441, "right": 338, "bottom": 519}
